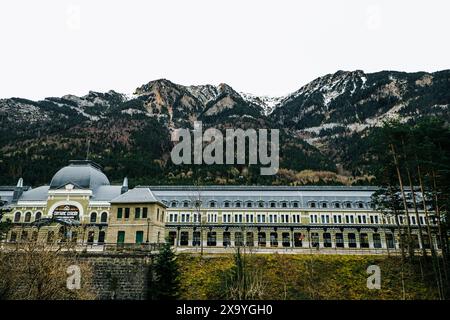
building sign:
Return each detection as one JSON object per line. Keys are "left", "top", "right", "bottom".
{"left": 52, "top": 205, "right": 79, "bottom": 220}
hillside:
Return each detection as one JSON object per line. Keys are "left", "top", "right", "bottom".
{"left": 0, "top": 70, "right": 449, "bottom": 186}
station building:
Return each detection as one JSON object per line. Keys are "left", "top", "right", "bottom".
{"left": 0, "top": 160, "right": 440, "bottom": 252}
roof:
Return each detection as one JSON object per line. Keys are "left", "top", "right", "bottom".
{"left": 147, "top": 185, "right": 377, "bottom": 209}
{"left": 144, "top": 185, "right": 379, "bottom": 192}
{"left": 92, "top": 185, "right": 122, "bottom": 201}
{"left": 49, "top": 160, "right": 110, "bottom": 190}
{"left": 110, "top": 187, "right": 166, "bottom": 206}
{"left": 19, "top": 186, "right": 49, "bottom": 201}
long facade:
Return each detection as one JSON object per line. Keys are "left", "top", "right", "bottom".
{"left": 0, "top": 161, "right": 441, "bottom": 252}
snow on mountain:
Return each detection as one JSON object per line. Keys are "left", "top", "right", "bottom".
{"left": 240, "top": 92, "right": 284, "bottom": 115}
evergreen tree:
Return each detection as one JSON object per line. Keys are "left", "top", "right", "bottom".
{"left": 148, "top": 242, "right": 180, "bottom": 300}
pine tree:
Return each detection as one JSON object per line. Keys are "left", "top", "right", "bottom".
{"left": 148, "top": 242, "right": 180, "bottom": 300}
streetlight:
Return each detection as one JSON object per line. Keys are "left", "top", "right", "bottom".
{"left": 146, "top": 217, "right": 151, "bottom": 244}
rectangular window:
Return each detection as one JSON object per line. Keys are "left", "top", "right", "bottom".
{"left": 117, "top": 231, "right": 125, "bottom": 244}
{"left": 135, "top": 207, "right": 141, "bottom": 219}
{"left": 117, "top": 208, "right": 123, "bottom": 219}
{"left": 125, "top": 208, "right": 130, "bottom": 219}
{"left": 207, "top": 232, "right": 217, "bottom": 246}
{"left": 142, "top": 207, "right": 148, "bottom": 219}
{"left": 180, "top": 232, "right": 189, "bottom": 246}
{"left": 135, "top": 231, "right": 144, "bottom": 244}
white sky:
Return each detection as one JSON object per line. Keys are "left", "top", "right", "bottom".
{"left": 1, "top": 0, "right": 449, "bottom": 100}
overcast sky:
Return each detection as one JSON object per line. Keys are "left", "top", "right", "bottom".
{"left": 1, "top": 0, "right": 449, "bottom": 100}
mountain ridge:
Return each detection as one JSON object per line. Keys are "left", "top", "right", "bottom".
{"left": 1, "top": 69, "right": 449, "bottom": 186}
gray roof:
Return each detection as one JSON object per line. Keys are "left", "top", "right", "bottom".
{"left": 49, "top": 160, "right": 110, "bottom": 190}
{"left": 19, "top": 186, "right": 49, "bottom": 201}
{"left": 110, "top": 187, "right": 165, "bottom": 206}
{"left": 146, "top": 185, "right": 377, "bottom": 209}
{"left": 92, "top": 185, "right": 122, "bottom": 201}
{"left": 0, "top": 188, "right": 15, "bottom": 205}
{"left": 144, "top": 185, "right": 379, "bottom": 192}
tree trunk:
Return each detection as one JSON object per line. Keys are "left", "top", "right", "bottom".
{"left": 405, "top": 167, "right": 426, "bottom": 257}
{"left": 431, "top": 170, "right": 448, "bottom": 282}
{"left": 390, "top": 143, "right": 414, "bottom": 258}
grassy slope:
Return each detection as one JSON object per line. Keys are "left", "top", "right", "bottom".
{"left": 177, "top": 254, "right": 439, "bottom": 300}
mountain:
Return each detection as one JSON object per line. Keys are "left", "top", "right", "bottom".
{"left": 0, "top": 70, "right": 449, "bottom": 186}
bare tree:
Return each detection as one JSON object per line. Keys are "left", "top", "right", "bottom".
{"left": 0, "top": 241, "right": 95, "bottom": 300}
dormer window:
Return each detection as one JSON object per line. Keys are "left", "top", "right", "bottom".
{"left": 281, "top": 202, "right": 287, "bottom": 208}
{"left": 235, "top": 201, "right": 241, "bottom": 208}
{"left": 270, "top": 202, "right": 276, "bottom": 208}
{"left": 258, "top": 201, "right": 264, "bottom": 208}
{"left": 171, "top": 201, "right": 177, "bottom": 208}
{"left": 334, "top": 203, "right": 340, "bottom": 209}
{"left": 209, "top": 201, "right": 216, "bottom": 208}
{"left": 310, "top": 202, "right": 316, "bottom": 208}
{"left": 246, "top": 202, "right": 252, "bottom": 208}
{"left": 194, "top": 200, "right": 202, "bottom": 208}
{"left": 224, "top": 201, "right": 230, "bottom": 208}
{"left": 292, "top": 202, "right": 299, "bottom": 208}
{"left": 346, "top": 202, "right": 352, "bottom": 209}
{"left": 183, "top": 201, "right": 189, "bottom": 208}
{"left": 322, "top": 202, "right": 328, "bottom": 209}
{"left": 358, "top": 202, "right": 364, "bottom": 209}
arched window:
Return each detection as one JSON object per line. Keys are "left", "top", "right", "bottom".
{"left": 100, "top": 212, "right": 108, "bottom": 223}
{"left": 14, "top": 212, "right": 21, "bottom": 223}
{"left": 321, "top": 202, "right": 328, "bottom": 208}
{"left": 24, "top": 212, "right": 32, "bottom": 223}
{"left": 224, "top": 201, "right": 230, "bottom": 208}
{"left": 35, "top": 212, "right": 42, "bottom": 221}
{"left": 334, "top": 202, "right": 340, "bottom": 209}
{"left": 90, "top": 212, "right": 97, "bottom": 223}
{"left": 345, "top": 202, "right": 352, "bottom": 208}
{"left": 235, "top": 201, "right": 241, "bottom": 208}
{"left": 183, "top": 201, "right": 190, "bottom": 208}
{"left": 209, "top": 201, "right": 216, "bottom": 208}
{"left": 309, "top": 202, "right": 317, "bottom": 208}
{"left": 171, "top": 201, "right": 177, "bottom": 208}
{"left": 357, "top": 202, "right": 364, "bottom": 209}
{"left": 194, "top": 200, "right": 202, "bottom": 208}
{"left": 246, "top": 201, "right": 253, "bottom": 208}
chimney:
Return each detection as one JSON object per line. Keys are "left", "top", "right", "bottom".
{"left": 12, "top": 178, "right": 24, "bottom": 203}
{"left": 121, "top": 177, "right": 129, "bottom": 194}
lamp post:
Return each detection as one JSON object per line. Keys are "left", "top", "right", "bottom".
{"left": 146, "top": 217, "right": 151, "bottom": 244}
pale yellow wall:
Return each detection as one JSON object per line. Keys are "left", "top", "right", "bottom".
{"left": 106, "top": 203, "right": 166, "bottom": 244}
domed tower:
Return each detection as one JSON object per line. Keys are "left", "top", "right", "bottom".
{"left": 49, "top": 160, "right": 110, "bottom": 191}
